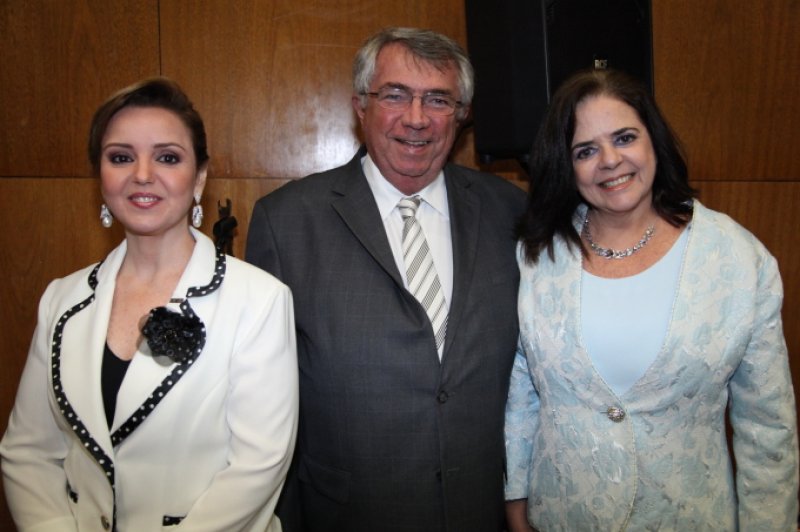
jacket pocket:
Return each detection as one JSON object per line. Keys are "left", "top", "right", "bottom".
{"left": 66, "top": 481, "right": 78, "bottom": 503}
{"left": 297, "top": 454, "right": 351, "bottom": 504}
{"left": 162, "top": 515, "right": 184, "bottom": 527}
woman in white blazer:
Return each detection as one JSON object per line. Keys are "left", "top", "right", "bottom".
{"left": 505, "top": 69, "right": 798, "bottom": 531}
{"left": 0, "top": 78, "right": 298, "bottom": 531}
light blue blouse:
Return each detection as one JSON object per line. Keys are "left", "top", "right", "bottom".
{"left": 582, "top": 227, "right": 689, "bottom": 396}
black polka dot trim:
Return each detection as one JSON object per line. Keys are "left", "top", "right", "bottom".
{"left": 50, "top": 263, "right": 118, "bottom": 511}
{"left": 109, "top": 249, "right": 226, "bottom": 447}
{"left": 186, "top": 246, "right": 226, "bottom": 298}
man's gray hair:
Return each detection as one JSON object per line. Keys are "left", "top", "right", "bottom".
{"left": 353, "top": 27, "right": 474, "bottom": 119}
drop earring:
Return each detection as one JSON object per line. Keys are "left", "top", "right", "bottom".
{"left": 100, "top": 204, "right": 113, "bottom": 228}
{"left": 192, "top": 196, "right": 203, "bottom": 228}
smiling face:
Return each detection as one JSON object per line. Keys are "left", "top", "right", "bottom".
{"left": 571, "top": 94, "right": 657, "bottom": 222}
{"left": 353, "top": 43, "right": 463, "bottom": 195}
{"left": 100, "top": 106, "right": 206, "bottom": 240}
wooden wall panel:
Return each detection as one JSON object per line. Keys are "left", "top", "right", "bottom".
{"left": 156, "top": 0, "right": 524, "bottom": 233}
{"left": 0, "top": 0, "right": 160, "bottom": 177}
{"left": 652, "top": 0, "right": 800, "bottom": 181}
{"left": 202, "top": 178, "right": 291, "bottom": 258}
{"left": 158, "top": 0, "right": 477, "bottom": 179}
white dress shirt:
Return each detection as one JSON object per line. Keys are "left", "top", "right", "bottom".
{"left": 362, "top": 154, "right": 453, "bottom": 358}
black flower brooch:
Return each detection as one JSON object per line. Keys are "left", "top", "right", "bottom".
{"left": 141, "top": 306, "right": 205, "bottom": 364}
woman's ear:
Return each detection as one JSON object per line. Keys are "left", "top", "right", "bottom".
{"left": 194, "top": 163, "right": 208, "bottom": 199}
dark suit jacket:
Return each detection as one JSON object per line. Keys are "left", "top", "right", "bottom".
{"left": 246, "top": 150, "right": 526, "bottom": 532}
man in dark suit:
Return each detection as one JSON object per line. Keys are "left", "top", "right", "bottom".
{"left": 246, "top": 27, "right": 526, "bottom": 532}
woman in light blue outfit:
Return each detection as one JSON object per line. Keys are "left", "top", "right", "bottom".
{"left": 505, "top": 68, "right": 798, "bottom": 531}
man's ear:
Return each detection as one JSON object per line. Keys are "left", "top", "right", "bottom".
{"left": 457, "top": 103, "right": 471, "bottom": 123}
{"left": 352, "top": 94, "right": 366, "bottom": 123}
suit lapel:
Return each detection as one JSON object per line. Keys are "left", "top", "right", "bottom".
{"left": 58, "top": 268, "right": 116, "bottom": 455}
{"left": 111, "top": 347, "right": 176, "bottom": 433}
{"left": 113, "top": 229, "right": 215, "bottom": 433}
{"left": 56, "top": 242, "right": 129, "bottom": 471}
{"left": 330, "top": 153, "right": 405, "bottom": 289}
{"left": 442, "top": 166, "right": 480, "bottom": 361}
{"left": 330, "top": 156, "right": 483, "bottom": 362}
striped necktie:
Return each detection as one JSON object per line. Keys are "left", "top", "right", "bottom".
{"left": 398, "top": 196, "right": 448, "bottom": 351}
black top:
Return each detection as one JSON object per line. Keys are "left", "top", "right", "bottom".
{"left": 101, "top": 343, "right": 131, "bottom": 429}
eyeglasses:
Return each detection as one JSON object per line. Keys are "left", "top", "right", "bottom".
{"left": 362, "top": 87, "right": 463, "bottom": 116}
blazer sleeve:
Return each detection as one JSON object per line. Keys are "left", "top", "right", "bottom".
{"left": 175, "top": 281, "right": 299, "bottom": 531}
{"left": 1, "top": 281, "right": 79, "bottom": 532}
{"left": 504, "top": 338, "right": 541, "bottom": 501}
{"left": 245, "top": 199, "right": 283, "bottom": 279}
{"left": 728, "top": 249, "right": 799, "bottom": 531}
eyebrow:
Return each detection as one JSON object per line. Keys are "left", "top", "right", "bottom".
{"left": 570, "top": 139, "right": 593, "bottom": 151}
{"left": 571, "top": 126, "right": 641, "bottom": 151}
{"left": 102, "top": 142, "right": 188, "bottom": 152}
{"left": 613, "top": 126, "right": 641, "bottom": 136}
{"left": 381, "top": 82, "right": 454, "bottom": 96}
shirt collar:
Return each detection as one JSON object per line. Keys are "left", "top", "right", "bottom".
{"left": 361, "top": 153, "right": 449, "bottom": 221}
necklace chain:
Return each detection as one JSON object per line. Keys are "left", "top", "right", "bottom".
{"left": 582, "top": 216, "right": 655, "bottom": 260}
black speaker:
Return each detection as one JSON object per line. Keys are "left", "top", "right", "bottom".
{"left": 464, "top": 0, "right": 653, "bottom": 164}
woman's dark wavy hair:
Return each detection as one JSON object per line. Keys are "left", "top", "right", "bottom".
{"left": 517, "top": 68, "right": 695, "bottom": 264}
{"left": 88, "top": 77, "right": 209, "bottom": 176}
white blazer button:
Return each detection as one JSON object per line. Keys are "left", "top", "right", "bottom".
{"left": 606, "top": 406, "right": 625, "bottom": 422}
{"left": 100, "top": 515, "right": 110, "bottom": 530}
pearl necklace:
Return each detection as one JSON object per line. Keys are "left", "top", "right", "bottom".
{"left": 582, "top": 216, "right": 655, "bottom": 260}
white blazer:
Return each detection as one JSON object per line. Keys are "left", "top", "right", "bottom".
{"left": 1, "top": 229, "right": 298, "bottom": 532}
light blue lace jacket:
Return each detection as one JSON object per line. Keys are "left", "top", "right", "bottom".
{"left": 505, "top": 201, "right": 798, "bottom": 531}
